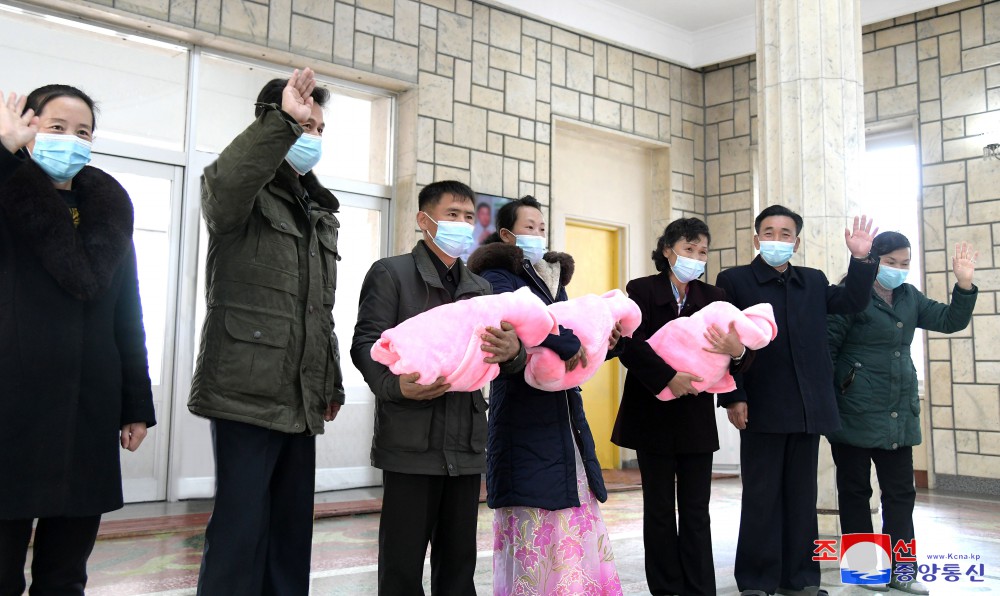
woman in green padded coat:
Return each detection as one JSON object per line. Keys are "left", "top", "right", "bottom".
{"left": 827, "top": 231, "right": 978, "bottom": 595}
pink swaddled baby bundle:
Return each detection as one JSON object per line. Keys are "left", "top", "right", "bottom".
{"left": 370, "top": 286, "right": 558, "bottom": 392}
{"left": 523, "top": 289, "right": 643, "bottom": 392}
{"left": 648, "top": 301, "right": 777, "bottom": 401}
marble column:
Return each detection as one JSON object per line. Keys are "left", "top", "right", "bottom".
{"left": 755, "top": 0, "right": 878, "bottom": 536}
{"left": 393, "top": 90, "right": 420, "bottom": 255}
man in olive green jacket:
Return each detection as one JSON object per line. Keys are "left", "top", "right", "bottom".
{"left": 189, "top": 68, "right": 343, "bottom": 596}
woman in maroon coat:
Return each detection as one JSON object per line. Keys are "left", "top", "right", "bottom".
{"left": 612, "top": 217, "right": 751, "bottom": 596}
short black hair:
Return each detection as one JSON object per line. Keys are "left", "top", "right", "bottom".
{"left": 477, "top": 202, "right": 490, "bottom": 212}
{"left": 871, "top": 231, "right": 911, "bottom": 258}
{"left": 754, "top": 204, "right": 804, "bottom": 235}
{"left": 418, "top": 180, "right": 476, "bottom": 211}
{"left": 24, "top": 84, "right": 98, "bottom": 130}
{"left": 652, "top": 217, "right": 711, "bottom": 272}
{"left": 255, "top": 78, "right": 330, "bottom": 118}
{"left": 495, "top": 195, "right": 543, "bottom": 235}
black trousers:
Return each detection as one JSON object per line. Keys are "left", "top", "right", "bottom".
{"left": 378, "top": 471, "right": 480, "bottom": 596}
{"left": 636, "top": 450, "right": 715, "bottom": 596}
{"left": 0, "top": 515, "right": 101, "bottom": 596}
{"left": 831, "top": 442, "right": 916, "bottom": 559}
{"left": 197, "top": 418, "right": 316, "bottom": 596}
{"left": 734, "top": 431, "right": 821, "bottom": 593}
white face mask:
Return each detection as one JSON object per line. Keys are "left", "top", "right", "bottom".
{"left": 670, "top": 253, "right": 706, "bottom": 283}
{"left": 758, "top": 240, "right": 796, "bottom": 267}
{"left": 512, "top": 233, "right": 546, "bottom": 264}
{"left": 30, "top": 133, "right": 92, "bottom": 182}
{"left": 285, "top": 133, "right": 322, "bottom": 175}
{"left": 423, "top": 213, "right": 475, "bottom": 258}
{"left": 877, "top": 264, "right": 909, "bottom": 290}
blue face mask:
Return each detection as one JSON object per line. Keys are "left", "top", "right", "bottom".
{"left": 423, "top": 213, "right": 475, "bottom": 258}
{"left": 758, "top": 240, "right": 796, "bottom": 267}
{"left": 285, "top": 133, "right": 322, "bottom": 175}
{"left": 670, "top": 253, "right": 706, "bottom": 283}
{"left": 877, "top": 264, "right": 908, "bottom": 290}
{"left": 31, "top": 133, "right": 91, "bottom": 183}
{"left": 514, "top": 233, "right": 546, "bottom": 264}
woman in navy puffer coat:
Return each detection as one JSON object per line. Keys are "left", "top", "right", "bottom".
{"left": 468, "top": 195, "right": 625, "bottom": 595}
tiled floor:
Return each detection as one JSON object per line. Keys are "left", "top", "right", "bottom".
{"left": 20, "top": 478, "right": 1000, "bottom": 595}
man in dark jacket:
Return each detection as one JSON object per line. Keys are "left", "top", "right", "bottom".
{"left": 715, "top": 205, "right": 878, "bottom": 596}
{"left": 351, "top": 180, "right": 523, "bottom": 596}
{"left": 188, "top": 68, "right": 344, "bottom": 595}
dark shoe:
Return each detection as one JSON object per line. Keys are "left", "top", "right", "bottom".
{"left": 740, "top": 591, "right": 771, "bottom": 596}
{"left": 776, "top": 588, "right": 828, "bottom": 596}
{"left": 889, "top": 578, "right": 930, "bottom": 594}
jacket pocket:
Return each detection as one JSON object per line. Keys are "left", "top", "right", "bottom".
{"left": 470, "top": 391, "right": 488, "bottom": 453}
{"left": 839, "top": 366, "right": 857, "bottom": 394}
{"left": 216, "top": 309, "right": 291, "bottom": 396}
{"left": 256, "top": 198, "right": 302, "bottom": 276}
{"left": 837, "top": 362, "right": 877, "bottom": 414}
{"left": 317, "top": 218, "right": 339, "bottom": 304}
{"left": 835, "top": 360, "right": 859, "bottom": 395}
{"left": 377, "top": 401, "right": 434, "bottom": 452}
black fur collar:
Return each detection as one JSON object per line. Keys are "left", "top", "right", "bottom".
{"left": 273, "top": 162, "right": 339, "bottom": 211}
{"left": 301, "top": 170, "right": 339, "bottom": 211}
{"left": 467, "top": 241, "right": 575, "bottom": 287}
{"left": 0, "top": 158, "right": 133, "bottom": 301}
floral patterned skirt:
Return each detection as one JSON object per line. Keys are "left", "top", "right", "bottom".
{"left": 492, "top": 441, "right": 623, "bottom": 595}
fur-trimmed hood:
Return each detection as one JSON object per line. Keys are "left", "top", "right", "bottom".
{"left": 467, "top": 241, "right": 575, "bottom": 287}
{"left": 0, "top": 156, "right": 133, "bottom": 301}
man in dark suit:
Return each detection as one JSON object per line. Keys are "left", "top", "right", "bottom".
{"left": 715, "top": 205, "right": 878, "bottom": 596}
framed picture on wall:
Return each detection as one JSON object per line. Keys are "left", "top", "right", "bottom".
{"left": 462, "top": 193, "right": 511, "bottom": 261}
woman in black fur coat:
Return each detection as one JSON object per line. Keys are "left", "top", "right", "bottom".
{"left": 0, "top": 86, "right": 155, "bottom": 595}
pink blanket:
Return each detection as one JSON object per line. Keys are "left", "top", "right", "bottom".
{"left": 648, "top": 301, "right": 777, "bottom": 401}
{"left": 524, "top": 289, "right": 643, "bottom": 392}
{"left": 370, "top": 286, "right": 558, "bottom": 391}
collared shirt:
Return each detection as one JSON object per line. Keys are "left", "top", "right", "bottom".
{"left": 669, "top": 277, "right": 687, "bottom": 315}
{"left": 422, "top": 241, "right": 459, "bottom": 299}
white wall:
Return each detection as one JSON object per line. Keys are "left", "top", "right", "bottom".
{"left": 551, "top": 122, "right": 657, "bottom": 284}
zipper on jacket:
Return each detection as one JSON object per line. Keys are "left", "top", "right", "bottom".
{"left": 522, "top": 261, "right": 556, "bottom": 303}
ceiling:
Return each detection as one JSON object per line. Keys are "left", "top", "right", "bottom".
{"left": 601, "top": 0, "right": 755, "bottom": 32}
{"left": 491, "top": 0, "right": 953, "bottom": 68}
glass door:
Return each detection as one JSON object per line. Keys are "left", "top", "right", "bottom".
{"left": 88, "top": 153, "right": 184, "bottom": 503}
{"left": 315, "top": 191, "right": 389, "bottom": 491}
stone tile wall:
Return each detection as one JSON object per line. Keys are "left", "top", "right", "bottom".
{"left": 61, "top": 0, "right": 705, "bottom": 251}
{"left": 861, "top": 0, "right": 1000, "bottom": 490}
{"left": 702, "top": 57, "right": 758, "bottom": 281}
{"left": 699, "top": 0, "right": 1000, "bottom": 491}
{"left": 37, "top": 0, "right": 1000, "bottom": 490}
